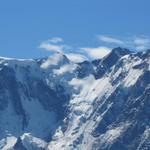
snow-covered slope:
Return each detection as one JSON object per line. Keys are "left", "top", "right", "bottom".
{"left": 0, "top": 48, "right": 149, "bottom": 150}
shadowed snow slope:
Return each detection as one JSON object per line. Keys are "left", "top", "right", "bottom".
{"left": 0, "top": 48, "right": 150, "bottom": 150}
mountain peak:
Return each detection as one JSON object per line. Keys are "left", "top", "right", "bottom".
{"left": 110, "top": 47, "right": 131, "bottom": 57}
{"left": 102, "top": 47, "right": 131, "bottom": 66}
{"left": 93, "top": 47, "right": 131, "bottom": 79}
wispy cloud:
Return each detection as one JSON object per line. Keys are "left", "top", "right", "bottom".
{"left": 81, "top": 46, "right": 111, "bottom": 59}
{"left": 133, "top": 37, "right": 150, "bottom": 45}
{"left": 48, "top": 37, "right": 63, "bottom": 43}
{"left": 66, "top": 53, "right": 87, "bottom": 63}
{"left": 39, "top": 42, "right": 64, "bottom": 53}
{"left": 39, "top": 35, "right": 150, "bottom": 62}
{"left": 39, "top": 37, "right": 67, "bottom": 53}
{"left": 133, "top": 37, "right": 150, "bottom": 50}
{"left": 97, "top": 35, "right": 150, "bottom": 51}
{"left": 97, "top": 35, "right": 123, "bottom": 44}
{"left": 39, "top": 37, "right": 88, "bottom": 62}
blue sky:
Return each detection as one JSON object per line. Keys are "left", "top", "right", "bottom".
{"left": 0, "top": 0, "right": 150, "bottom": 60}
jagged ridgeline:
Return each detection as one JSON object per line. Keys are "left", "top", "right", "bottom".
{"left": 0, "top": 48, "right": 150, "bottom": 150}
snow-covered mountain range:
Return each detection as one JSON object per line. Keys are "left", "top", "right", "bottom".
{"left": 0, "top": 47, "right": 149, "bottom": 150}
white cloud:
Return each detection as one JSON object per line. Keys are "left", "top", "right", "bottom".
{"left": 97, "top": 35, "right": 150, "bottom": 51}
{"left": 39, "top": 35, "right": 150, "bottom": 61}
{"left": 39, "top": 37, "right": 71, "bottom": 53}
{"left": 136, "top": 45, "right": 147, "bottom": 51}
{"left": 66, "top": 53, "right": 87, "bottom": 63}
{"left": 133, "top": 37, "right": 150, "bottom": 50}
{"left": 39, "top": 42, "right": 63, "bottom": 53}
{"left": 48, "top": 37, "right": 63, "bottom": 43}
{"left": 81, "top": 46, "right": 111, "bottom": 59}
{"left": 98, "top": 35, "right": 123, "bottom": 44}
{"left": 53, "top": 64, "right": 77, "bottom": 75}
{"left": 133, "top": 37, "right": 150, "bottom": 45}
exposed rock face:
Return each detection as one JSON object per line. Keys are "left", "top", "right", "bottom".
{"left": 0, "top": 48, "right": 149, "bottom": 150}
